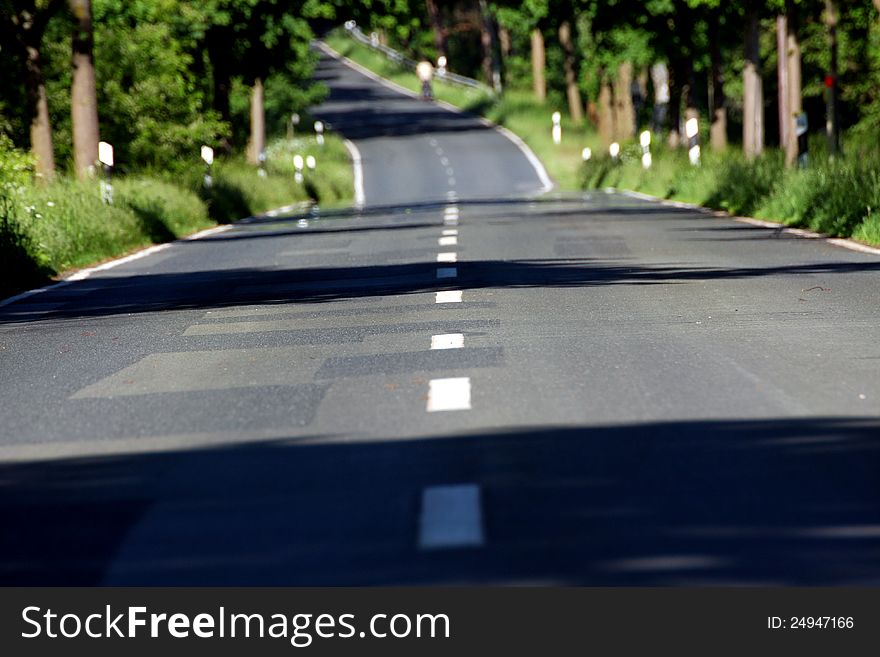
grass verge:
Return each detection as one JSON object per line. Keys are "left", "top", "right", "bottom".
{"left": 0, "top": 134, "right": 354, "bottom": 299}
{"left": 581, "top": 144, "right": 880, "bottom": 247}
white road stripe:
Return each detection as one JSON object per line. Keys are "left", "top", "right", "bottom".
{"left": 448, "top": 177, "right": 456, "bottom": 186}
{"left": 437, "top": 252, "right": 457, "bottom": 263}
{"left": 431, "top": 333, "right": 464, "bottom": 350}
{"left": 436, "top": 267, "right": 457, "bottom": 279}
{"left": 440, "top": 157, "right": 449, "bottom": 166}
{"left": 439, "top": 236, "right": 458, "bottom": 246}
{"left": 443, "top": 217, "right": 458, "bottom": 226}
{"left": 442, "top": 229, "right": 458, "bottom": 236}
{"left": 343, "top": 139, "right": 365, "bottom": 208}
{"left": 444, "top": 206, "right": 458, "bottom": 215}
{"left": 435, "top": 290, "right": 462, "bottom": 303}
{"left": 427, "top": 377, "right": 471, "bottom": 412}
{"left": 446, "top": 167, "right": 454, "bottom": 176}
{"left": 419, "top": 484, "right": 484, "bottom": 549}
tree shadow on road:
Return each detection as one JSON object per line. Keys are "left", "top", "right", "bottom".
{"left": 1, "top": 416, "right": 878, "bottom": 585}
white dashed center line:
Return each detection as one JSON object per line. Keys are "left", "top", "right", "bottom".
{"left": 436, "top": 267, "right": 458, "bottom": 279}
{"left": 442, "top": 229, "right": 458, "bottom": 236}
{"left": 448, "top": 177, "right": 456, "bottom": 186}
{"left": 426, "top": 377, "right": 471, "bottom": 412}
{"left": 437, "top": 252, "right": 457, "bottom": 263}
{"left": 431, "top": 333, "right": 464, "bottom": 350}
{"left": 439, "top": 236, "right": 458, "bottom": 246}
{"left": 419, "top": 484, "right": 484, "bottom": 549}
{"left": 435, "top": 290, "right": 462, "bottom": 303}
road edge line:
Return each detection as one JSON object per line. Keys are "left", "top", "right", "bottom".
{"left": 343, "top": 138, "right": 366, "bottom": 208}
{"left": 317, "top": 39, "right": 555, "bottom": 195}
{"left": 616, "top": 189, "right": 880, "bottom": 257}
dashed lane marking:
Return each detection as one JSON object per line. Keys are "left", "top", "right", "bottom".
{"left": 437, "top": 252, "right": 457, "bottom": 263}
{"left": 439, "top": 236, "right": 458, "bottom": 246}
{"left": 435, "top": 290, "right": 462, "bottom": 303}
{"left": 426, "top": 377, "right": 471, "bottom": 412}
{"left": 442, "top": 229, "right": 458, "bottom": 236}
{"left": 431, "top": 333, "right": 464, "bottom": 350}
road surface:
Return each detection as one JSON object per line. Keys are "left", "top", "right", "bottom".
{"left": 0, "top": 48, "right": 878, "bottom": 585}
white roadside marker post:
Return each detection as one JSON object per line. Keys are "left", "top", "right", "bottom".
{"left": 609, "top": 142, "right": 620, "bottom": 163}
{"left": 288, "top": 112, "right": 300, "bottom": 139}
{"left": 258, "top": 149, "right": 267, "bottom": 178}
{"left": 306, "top": 155, "right": 316, "bottom": 172}
{"left": 582, "top": 147, "right": 592, "bottom": 162}
{"left": 98, "top": 141, "right": 114, "bottom": 204}
{"left": 640, "top": 130, "right": 652, "bottom": 169}
{"left": 293, "top": 154, "right": 304, "bottom": 184}
{"left": 686, "top": 117, "right": 701, "bottom": 166}
{"left": 314, "top": 120, "right": 325, "bottom": 146}
{"left": 201, "top": 145, "right": 214, "bottom": 188}
{"left": 551, "top": 111, "right": 562, "bottom": 145}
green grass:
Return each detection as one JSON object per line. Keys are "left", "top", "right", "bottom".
{"left": 581, "top": 144, "right": 880, "bottom": 247}
{"left": 324, "top": 30, "right": 597, "bottom": 191}
{"left": 0, "top": 134, "right": 355, "bottom": 298}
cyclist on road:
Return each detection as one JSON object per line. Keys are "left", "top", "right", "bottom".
{"left": 417, "top": 60, "right": 434, "bottom": 100}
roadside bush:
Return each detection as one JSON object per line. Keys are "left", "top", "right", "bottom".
{"left": 0, "top": 141, "right": 51, "bottom": 297}
{"left": 115, "top": 177, "right": 211, "bottom": 240}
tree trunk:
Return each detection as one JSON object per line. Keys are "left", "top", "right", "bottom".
{"left": 667, "top": 58, "right": 684, "bottom": 147}
{"left": 776, "top": 15, "right": 790, "bottom": 149}
{"left": 709, "top": 13, "right": 727, "bottom": 150}
{"left": 25, "top": 43, "right": 55, "bottom": 181}
{"left": 598, "top": 78, "right": 615, "bottom": 146}
{"left": 69, "top": 0, "right": 100, "bottom": 179}
{"left": 825, "top": 0, "right": 840, "bottom": 156}
{"left": 476, "top": 1, "right": 502, "bottom": 91}
{"left": 743, "top": 6, "right": 764, "bottom": 159}
{"left": 613, "top": 61, "right": 635, "bottom": 141}
{"left": 499, "top": 25, "right": 511, "bottom": 60}
{"left": 247, "top": 78, "right": 265, "bottom": 166}
{"left": 531, "top": 28, "right": 546, "bottom": 103}
{"left": 425, "top": 0, "right": 448, "bottom": 61}
{"left": 558, "top": 20, "right": 583, "bottom": 124}
{"left": 785, "top": 0, "right": 803, "bottom": 168}
{"left": 17, "top": 5, "right": 57, "bottom": 182}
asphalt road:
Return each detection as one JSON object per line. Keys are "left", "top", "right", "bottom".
{"left": 1, "top": 49, "right": 878, "bottom": 585}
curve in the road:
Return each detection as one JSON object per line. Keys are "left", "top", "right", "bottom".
{"left": 313, "top": 43, "right": 551, "bottom": 206}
